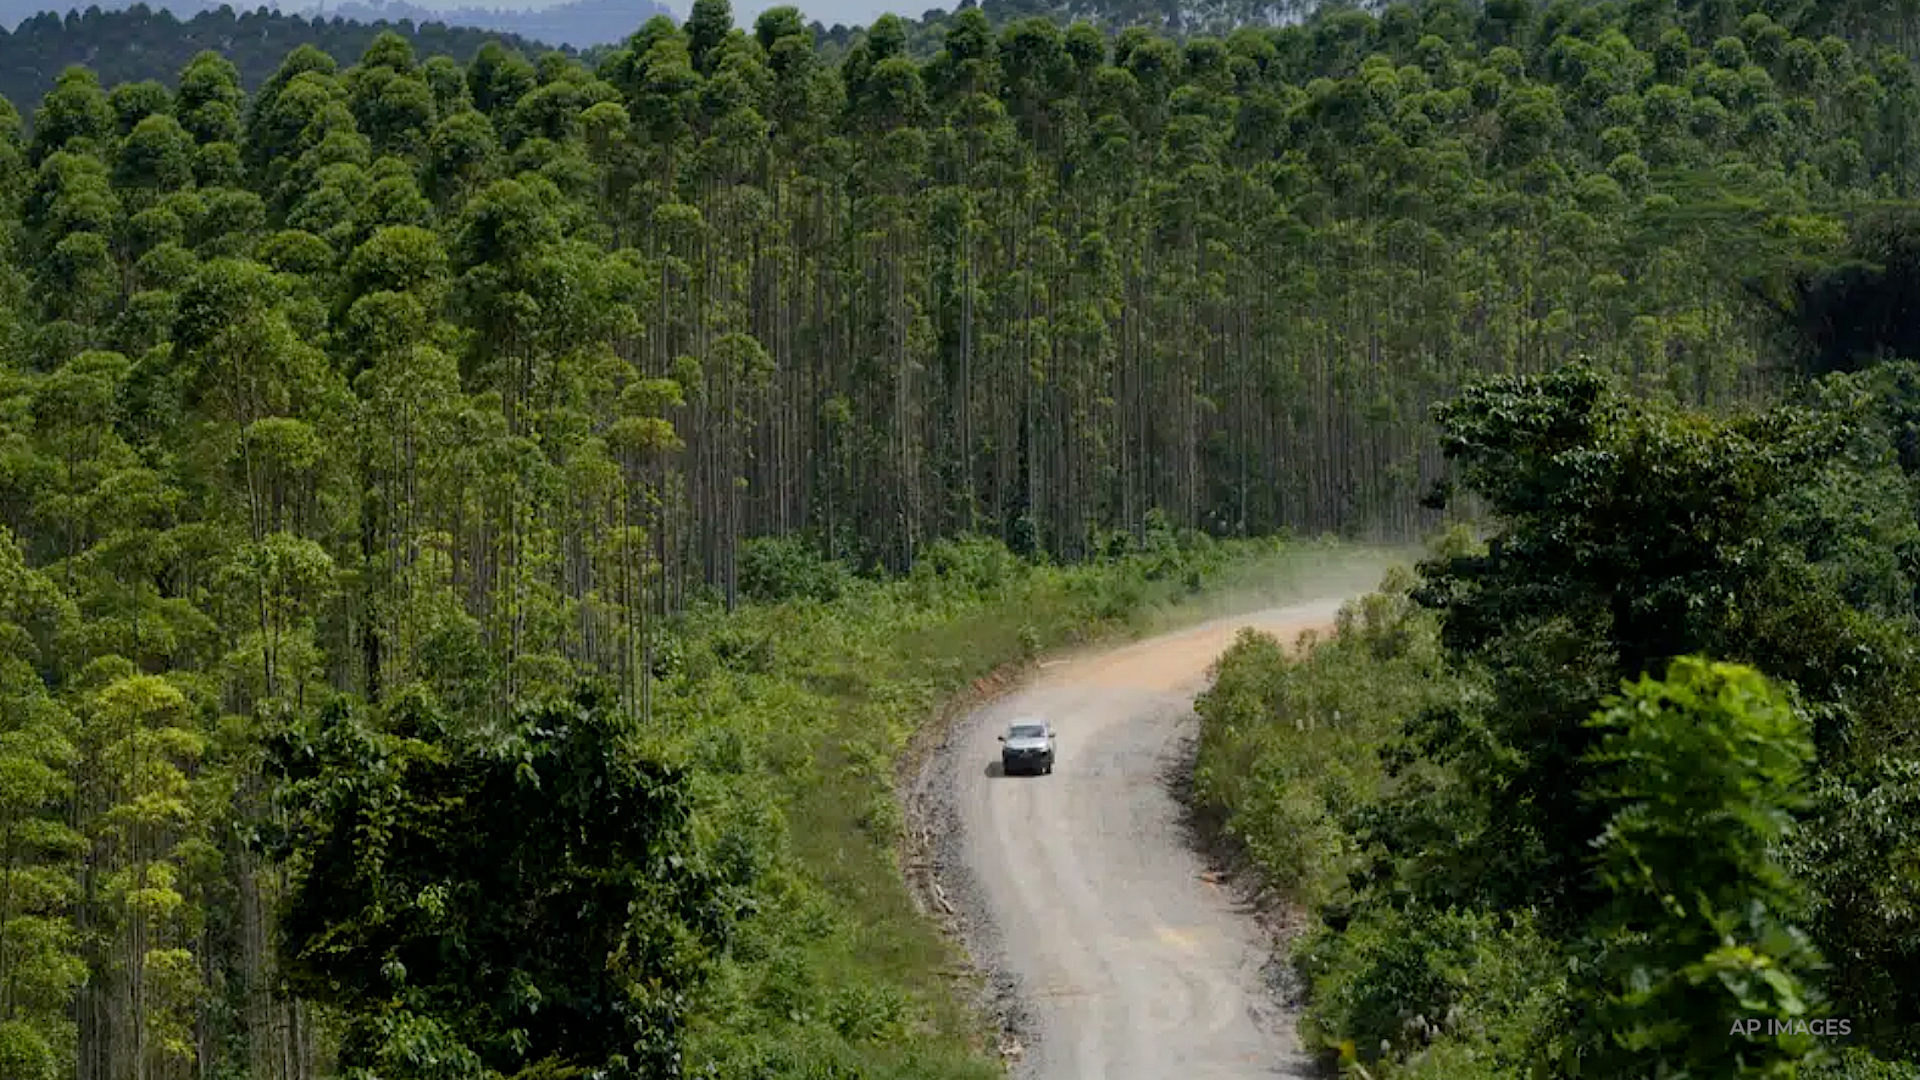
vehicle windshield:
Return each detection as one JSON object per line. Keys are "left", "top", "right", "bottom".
{"left": 1009, "top": 724, "right": 1045, "bottom": 739}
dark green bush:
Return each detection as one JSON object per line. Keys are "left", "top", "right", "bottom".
{"left": 738, "top": 536, "right": 850, "bottom": 604}
{"left": 1294, "top": 904, "right": 1567, "bottom": 1070}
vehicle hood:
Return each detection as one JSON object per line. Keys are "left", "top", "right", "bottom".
{"left": 1004, "top": 737, "right": 1051, "bottom": 751}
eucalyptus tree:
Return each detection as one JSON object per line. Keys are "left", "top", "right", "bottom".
{"left": 0, "top": 529, "right": 83, "bottom": 1080}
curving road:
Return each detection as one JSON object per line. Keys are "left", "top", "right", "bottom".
{"left": 928, "top": 599, "right": 1352, "bottom": 1080}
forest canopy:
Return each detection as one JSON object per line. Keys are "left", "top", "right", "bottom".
{"left": 0, "top": 3, "right": 564, "bottom": 122}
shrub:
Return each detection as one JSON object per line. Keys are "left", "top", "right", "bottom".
{"left": 1190, "top": 568, "right": 1450, "bottom": 909}
{"left": 1294, "top": 904, "right": 1567, "bottom": 1071}
{"left": 1802, "top": 1049, "right": 1920, "bottom": 1080}
{"left": 1572, "top": 657, "right": 1825, "bottom": 1078}
{"left": 910, "top": 534, "right": 1018, "bottom": 593}
{"left": 739, "top": 535, "right": 850, "bottom": 604}
{"left": 1786, "top": 757, "right": 1920, "bottom": 1060}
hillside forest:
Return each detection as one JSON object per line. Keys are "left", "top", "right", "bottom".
{"left": 300, "top": 0, "right": 678, "bottom": 50}
{"left": 0, "top": 0, "right": 1918, "bottom": 1075}
{"left": 0, "top": 4, "right": 563, "bottom": 126}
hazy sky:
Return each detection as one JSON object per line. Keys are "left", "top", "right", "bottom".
{"left": 313, "top": 0, "right": 910, "bottom": 27}
{"left": 293, "top": 0, "right": 906, "bottom": 25}
{"left": 729, "top": 0, "right": 914, "bottom": 26}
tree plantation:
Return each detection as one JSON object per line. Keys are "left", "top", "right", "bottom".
{"left": 0, "top": 0, "right": 1917, "bottom": 1075}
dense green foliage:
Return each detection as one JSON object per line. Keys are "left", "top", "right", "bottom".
{"left": 1575, "top": 658, "right": 1824, "bottom": 1079}
{"left": 268, "top": 685, "right": 745, "bottom": 1080}
{"left": 1194, "top": 359, "right": 1920, "bottom": 1077}
{"left": 15, "top": 0, "right": 1920, "bottom": 576}
{"left": 811, "top": 0, "right": 1920, "bottom": 69}
{"left": 0, "top": 4, "right": 563, "bottom": 123}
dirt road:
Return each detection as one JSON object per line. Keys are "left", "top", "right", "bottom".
{"left": 917, "top": 599, "right": 1351, "bottom": 1079}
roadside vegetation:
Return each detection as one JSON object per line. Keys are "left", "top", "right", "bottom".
{"left": 672, "top": 530, "right": 1384, "bottom": 1077}
{"left": 1195, "top": 354, "right": 1920, "bottom": 1078}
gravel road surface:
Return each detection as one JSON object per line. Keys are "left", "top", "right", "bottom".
{"left": 920, "top": 599, "right": 1351, "bottom": 1080}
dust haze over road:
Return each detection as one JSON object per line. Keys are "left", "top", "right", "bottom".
{"left": 908, "top": 567, "right": 1391, "bottom": 1080}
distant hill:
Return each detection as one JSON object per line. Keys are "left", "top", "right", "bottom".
{"left": 801, "top": 0, "right": 1303, "bottom": 60}
{"left": 0, "top": 3, "right": 567, "bottom": 119}
{"left": 302, "top": 0, "right": 673, "bottom": 48}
